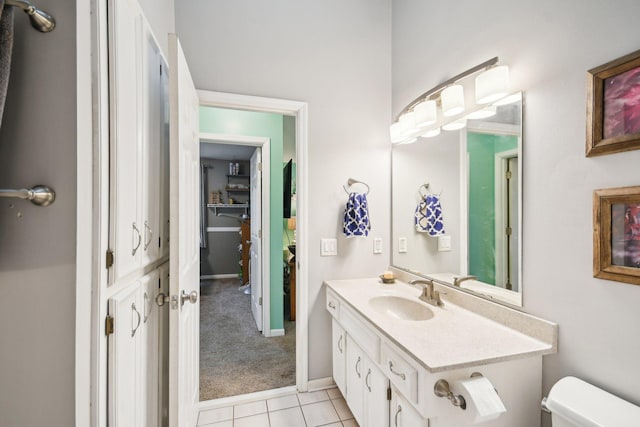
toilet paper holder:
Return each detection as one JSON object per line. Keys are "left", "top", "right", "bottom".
{"left": 434, "top": 372, "right": 486, "bottom": 410}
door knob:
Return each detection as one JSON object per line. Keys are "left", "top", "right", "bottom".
{"left": 181, "top": 290, "right": 198, "bottom": 306}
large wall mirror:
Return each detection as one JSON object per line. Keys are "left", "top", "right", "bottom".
{"left": 391, "top": 93, "right": 523, "bottom": 306}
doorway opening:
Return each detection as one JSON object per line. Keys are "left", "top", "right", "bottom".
{"left": 198, "top": 111, "right": 298, "bottom": 401}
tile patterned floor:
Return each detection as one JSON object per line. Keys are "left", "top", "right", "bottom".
{"left": 198, "top": 388, "right": 360, "bottom": 427}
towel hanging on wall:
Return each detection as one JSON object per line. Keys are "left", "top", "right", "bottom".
{"left": 0, "top": 1, "right": 14, "bottom": 128}
{"left": 415, "top": 193, "right": 445, "bottom": 236}
{"left": 343, "top": 192, "right": 371, "bottom": 237}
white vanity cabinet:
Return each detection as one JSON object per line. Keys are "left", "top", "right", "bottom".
{"left": 108, "top": 0, "right": 169, "bottom": 285}
{"left": 326, "top": 279, "right": 556, "bottom": 427}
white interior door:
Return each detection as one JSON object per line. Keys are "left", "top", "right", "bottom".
{"left": 250, "top": 148, "right": 263, "bottom": 332}
{"left": 168, "top": 33, "right": 200, "bottom": 427}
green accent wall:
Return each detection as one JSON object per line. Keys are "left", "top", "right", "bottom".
{"left": 200, "top": 107, "right": 284, "bottom": 331}
{"left": 467, "top": 132, "right": 517, "bottom": 285}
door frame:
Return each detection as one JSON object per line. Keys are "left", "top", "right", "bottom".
{"left": 198, "top": 89, "right": 310, "bottom": 392}
{"left": 199, "top": 134, "right": 271, "bottom": 335}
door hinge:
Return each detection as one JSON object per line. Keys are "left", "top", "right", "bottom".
{"left": 160, "top": 63, "right": 162, "bottom": 75}
{"left": 105, "top": 315, "right": 114, "bottom": 336}
{"left": 106, "top": 250, "right": 114, "bottom": 268}
{"left": 387, "top": 385, "right": 392, "bottom": 401}
{"left": 258, "top": 162, "right": 262, "bottom": 172}
{"left": 506, "top": 170, "right": 512, "bottom": 180}
{"left": 506, "top": 227, "right": 512, "bottom": 236}
{"left": 258, "top": 297, "right": 263, "bottom": 306}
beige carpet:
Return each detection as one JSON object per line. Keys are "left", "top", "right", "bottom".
{"left": 199, "top": 278, "right": 296, "bottom": 401}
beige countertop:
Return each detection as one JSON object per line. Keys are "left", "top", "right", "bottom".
{"left": 325, "top": 277, "right": 557, "bottom": 373}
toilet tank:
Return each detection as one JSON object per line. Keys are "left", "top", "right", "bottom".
{"left": 544, "top": 376, "right": 640, "bottom": 427}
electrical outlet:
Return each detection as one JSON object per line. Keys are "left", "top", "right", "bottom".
{"left": 320, "top": 238, "right": 338, "bottom": 256}
{"left": 398, "top": 237, "right": 407, "bottom": 253}
{"left": 373, "top": 237, "right": 383, "bottom": 254}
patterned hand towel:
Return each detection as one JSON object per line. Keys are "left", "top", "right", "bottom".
{"left": 343, "top": 192, "right": 371, "bottom": 237}
{"left": 0, "top": 1, "right": 14, "bottom": 128}
{"left": 415, "top": 194, "right": 445, "bottom": 236}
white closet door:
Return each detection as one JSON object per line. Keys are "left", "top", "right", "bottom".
{"left": 108, "top": 0, "right": 143, "bottom": 284}
{"left": 168, "top": 33, "right": 201, "bottom": 427}
{"left": 250, "top": 147, "right": 263, "bottom": 331}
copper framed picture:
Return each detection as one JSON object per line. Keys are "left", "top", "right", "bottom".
{"left": 586, "top": 49, "right": 640, "bottom": 157}
{"left": 593, "top": 186, "right": 640, "bottom": 285}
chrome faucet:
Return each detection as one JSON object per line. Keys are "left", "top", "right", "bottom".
{"left": 409, "top": 279, "right": 444, "bottom": 307}
{"left": 453, "top": 275, "right": 477, "bottom": 287}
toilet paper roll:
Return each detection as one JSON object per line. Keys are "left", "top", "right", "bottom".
{"left": 451, "top": 376, "right": 506, "bottom": 424}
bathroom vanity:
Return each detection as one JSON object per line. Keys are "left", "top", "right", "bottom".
{"left": 325, "top": 276, "right": 557, "bottom": 427}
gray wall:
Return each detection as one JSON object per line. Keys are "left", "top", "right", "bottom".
{"left": 176, "top": 0, "right": 392, "bottom": 380}
{"left": 0, "top": 0, "right": 77, "bottom": 425}
{"left": 392, "top": 1, "right": 640, "bottom": 425}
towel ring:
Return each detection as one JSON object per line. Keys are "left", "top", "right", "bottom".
{"left": 343, "top": 178, "right": 370, "bottom": 195}
{"left": 418, "top": 183, "right": 430, "bottom": 198}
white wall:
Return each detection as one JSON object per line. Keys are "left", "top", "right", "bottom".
{"left": 0, "top": 0, "right": 77, "bottom": 425}
{"left": 176, "top": 0, "right": 392, "bottom": 380}
{"left": 138, "top": 0, "right": 175, "bottom": 58}
{"left": 393, "top": 1, "right": 640, "bottom": 425}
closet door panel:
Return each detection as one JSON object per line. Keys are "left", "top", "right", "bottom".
{"left": 108, "top": 0, "right": 143, "bottom": 284}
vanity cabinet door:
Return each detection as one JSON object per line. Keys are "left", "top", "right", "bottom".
{"left": 346, "top": 337, "right": 366, "bottom": 424}
{"left": 332, "top": 319, "right": 347, "bottom": 396}
{"left": 390, "top": 387, "right": 427, "bottom": 427}
{"left": 364, "top": 359, "right": 389, "bottom": 427}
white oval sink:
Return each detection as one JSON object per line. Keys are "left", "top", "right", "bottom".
{"left": 369, "top": 295, "right": 434, "bottom": 321}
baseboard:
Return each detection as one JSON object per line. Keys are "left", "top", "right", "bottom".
{"left": 307, "top": 377, "right": 335, "bottom": 391}
{"left": 200, "top": 274, "right": 239, "bottom": 280}
{"left": 270, "top": 328, "right": 285, "bottom": 337}
{"left": 199, "top": 385, "right": 298, "bottom": 411}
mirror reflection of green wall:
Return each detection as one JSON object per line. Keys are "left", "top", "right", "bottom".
{"left": 467, "top": 132, "right": 517, "bottom": 289}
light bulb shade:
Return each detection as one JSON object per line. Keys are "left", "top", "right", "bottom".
{"left": 414, "top": 100, "right": 437, "bottom": 128}
{"left": 390, "top": 122, "right": 404, "bottom": 143}
{"left": 442, "top": 118, "right": 467, "bottom": 131}
{"left": 398, "top": 111, "right": 417, "bottom": 137}
{"left": 441, "top": 85, "right": 465, "bottom": 117}
{"left": 422, "top": 127, "right": 441, "bottom": 138}
{"left": 467, "top": 106, "right": 497, "bottom": 120}
{"left": 475, "top": 65, "right": 509, "bottom": 104}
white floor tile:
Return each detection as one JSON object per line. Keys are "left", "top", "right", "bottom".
{"left": 301, "top": 400, "right": 340, "bottom": 426}
{"left": 197, "top": 406, "right": 233, "bottom": 425}
{"left": 234, "top": 400, "right": 268, "bottom": 418}
{"left": 331, "top": 398, "right": 354, "bottom": 421}
{"left": 342, "top": 419, "right": 359, "bottom": 427}
{"left": 319, "top": 423, "right": 342, "bottom": 427}
{"left": 327, "top": 387, "right": 343, "bottom": 400}
{"left": 269, "top": 406, "right": 306, "bottom": 427}
{"left": 267, "top": 393, "right": 301, "bottom": 412}
{"left": 233, "top": 412, "right": 270, "bottom": 427}
{"left": 298, "top": 389, "right": 330, "bottom": 405}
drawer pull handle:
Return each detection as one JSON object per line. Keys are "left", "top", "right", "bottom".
{"left": 365, "top": 368, "right": 372, "bottom": 392}
{"left": 131, "top": 302, "right": 141, "bottom": 338}
{"left": 394, "top": 404, "right": 402, "bottom": 426}
{"left": 132, "top": 222, "right": 142, "bottom": 256}
{"left": 389, "top": 361, "right": 406, "bottom": 380}
{"left": 355, "top": 356, "right": 362, "bottom": 378}
{"left": 328, "top": 301, "right": 336, "bottom": 309}
{"left": 338, "top": 335, "right": 343, "bottom": 354}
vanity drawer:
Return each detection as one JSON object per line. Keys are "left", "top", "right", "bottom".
{"left": 340, "top": 304, "right": 380, "bottom": 363}
{"left": 381, "top": 341, "right": 418, "bottom": 403}
{"left": 326, "top": 289, "right": 340, "bottom": 318}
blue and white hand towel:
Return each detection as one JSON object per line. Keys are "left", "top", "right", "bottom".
{"left": 343, "top": 192, "right": 371, "bottom": 237}
{"left": 415, "top": 194, "right": 445, "bottom": 236}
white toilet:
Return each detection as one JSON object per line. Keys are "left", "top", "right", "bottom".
{"left": 543, "top": 376, "right": 640, "bottom": 426}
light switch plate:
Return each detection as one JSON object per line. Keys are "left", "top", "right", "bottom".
{"left": 373, "top": 237, "right": 382, "bottom": 254}
{"left": 438, "top": 235, "right": 452, "bottom": 252}
{"left": 398, "top": 237, "right": 407, "bottom": 253}
{"left": 321, "top": 238, "right": 338, "bottom": 256}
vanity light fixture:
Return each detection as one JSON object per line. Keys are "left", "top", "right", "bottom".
{"left": 441, "top": 85, "right": 465, "bottom": 117}
{"left": 390, "top": 57, "right": 508, "bottom": 144}
{"left": 475, "top": 65, "right": 509, "bottom": 104}
{"left": 414, "top": 99, "right": 437, "bottom": 127}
